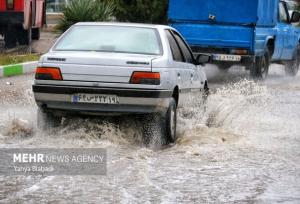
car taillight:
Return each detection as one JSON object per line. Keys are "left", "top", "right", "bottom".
{"left": 35, "top": 67, "right": 63, "bottom": 80}
{"left": 130, "top": 72, "right": 160, "bottom": 85}
{"left": 6, "top": 0, "right": 14, "bottom": 10}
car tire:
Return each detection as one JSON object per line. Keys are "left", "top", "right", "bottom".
{"left": 32, "top": 28, "right": 40, "bottom": 40}
{"left": 166, "top": 98, "right": 177, "bottom": 143}
{"left": 37, "top": 108, "right": 61, "bottom": 131}
{"left": 4, "top": 26, "right": 17, "bottom": 49}
{"left": 202, "top": 83, "right": 210, "bottom": 103}
{"left": 250, "top": 50, "right": 270, "bottom": 80}
{"left": 142, "top": 98, "right": 177, "bottom": 146}
{"left": 285, "top": 46, "right": 300, "bottom": 77}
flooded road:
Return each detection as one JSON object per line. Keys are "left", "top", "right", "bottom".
{"left": 0, "top": 65, "right": 300, "bottom": 203}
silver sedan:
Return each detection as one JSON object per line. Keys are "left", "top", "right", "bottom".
{"left": 33, "top": 22, "right": 209, "bottom": 145}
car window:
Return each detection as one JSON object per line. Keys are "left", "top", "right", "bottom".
{"left": 279, "top": 2, "right": 289, "bottom": 23}
{"left": 171, "top": 31, "right": 195, "bottom": 64}
{"left": 165, "top": 30, "right": 184, "bottom": 62}
{"left": 54, "top": 25, "right": 162, "bottom": 55}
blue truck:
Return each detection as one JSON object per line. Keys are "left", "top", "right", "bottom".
{"left": 168, "top": 0, "right": 300, "bottom": 79}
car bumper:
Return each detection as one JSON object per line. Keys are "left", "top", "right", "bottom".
{"left": 32, "top": 85, "right": 173, "bottom": 115}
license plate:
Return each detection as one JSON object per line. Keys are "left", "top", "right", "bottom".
{"left": 72, "top": 94, "right": 119, "bottom": 104}
{"left": 213, "top": 54, "right": 241, "bottom": 62}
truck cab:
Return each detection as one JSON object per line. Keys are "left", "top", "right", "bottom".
{"left": 0, "top": 0, "right": 46, "bottom": 48}
{"left": 168, "top": 0, "right": 300, "bottom": 79}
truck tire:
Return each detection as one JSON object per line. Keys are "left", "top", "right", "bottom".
{"left": 250, "top": 50, "right": 270, "bottom": 80}
{"left": 4, "top": 26, "right": 17, "bottom": 49}
{"left": 142, "top": 98, "right": 177, "bottom": 146}
{"left": 32, "top": 28, "right": 40, "bottom": 40}
{"left": 285, "top": 46, "right": 300, "bottom": 77}
{"left": 17, "top": 27, "right": 30, "bottom": 45}
{"left": 37, "top": 108, "right": 61, "bottom": 131}
{"left": 218, "top": 62, "right": 232, "bottom": 71}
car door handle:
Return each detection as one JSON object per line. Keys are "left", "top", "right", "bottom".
{"left": 177, "top": 73, "right": 181, "bottom": 78}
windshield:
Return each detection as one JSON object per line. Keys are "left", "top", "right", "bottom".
{"left": 54, "top": 25, "right": 162, "bottom": 55}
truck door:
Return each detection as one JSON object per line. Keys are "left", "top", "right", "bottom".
{"left": 277, "top": 1, "right": 294, "bottom": 59}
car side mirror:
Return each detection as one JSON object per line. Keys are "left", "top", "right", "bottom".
{"left": 196, "top": 54, "right": 210, "bottom": 65}
{"left": 291, "top": 11, "right": 300, "bottom": 23}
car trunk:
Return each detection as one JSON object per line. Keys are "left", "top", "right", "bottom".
{"left": 42, "top": 52, "right": 156, "bottom": 83}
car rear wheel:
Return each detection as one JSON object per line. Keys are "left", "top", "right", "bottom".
{"left": 285, "top": 46, "right": 300, "bottom": 77}
{"left": 142, "top": 98, "right": 177, "bottom": 146}
{"left": 250, "top": 50, "right": 270, "bottom": 80}
{"left": 166, "top": 99, "right": 177, "bottom": 143}
{"left": 37, "top": 108, "right": 61, "bottom": 131}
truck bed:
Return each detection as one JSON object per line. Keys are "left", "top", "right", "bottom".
{"left": 172, "top": 23, "right": 254, "bottom": 52}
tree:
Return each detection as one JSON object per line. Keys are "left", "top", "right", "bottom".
{"left": 57, "top": 0, "right": 115, "bottom": 32}
{"left": 115, "top": 0, "right": 169, "bottom": 24}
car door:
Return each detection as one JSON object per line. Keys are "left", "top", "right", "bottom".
{"left": 165, "top": 30, "right": 191, "bottom": 106}
{"left": 171, "top": 30, "right": 202, "bottom": 91}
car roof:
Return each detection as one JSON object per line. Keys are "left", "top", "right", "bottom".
{"left": 74, "top": 22, "right": 173, "bottom": 31}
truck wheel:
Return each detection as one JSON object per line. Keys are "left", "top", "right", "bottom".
{"left": 4, "top": 27, "right": 17, "bottom": 49}
{"left": 37, "top": 108, "right": 61, "bottom": 131}
{"left": 32, "top": 28, "right": 40, "bottom": 40}
{"left": 17, "top": 27, "right": 30, "bottom": 45}
{"left": 250, "top": 50, "right": 270, "bottom": 80}
{"left": 218, "top": 63, "right": 231, "bottom": 71}
{"left": 142, "top": 99, "right": 177, "bottom": 146}
{"left": 285, "top": 47, "right": 300, "bottom": 77}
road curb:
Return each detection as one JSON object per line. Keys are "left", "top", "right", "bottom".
{"left": 0, "top": 61, "right": 38, "bottom": 78}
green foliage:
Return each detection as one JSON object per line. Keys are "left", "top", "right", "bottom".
{"left": 57, "top": 0, "right": 115, "bottom": 32}
{"left": 115, "top": 0, "right": 168, "bottom": 24}
{"left": 0, "top": 54, "right": 40, "bottom": 66}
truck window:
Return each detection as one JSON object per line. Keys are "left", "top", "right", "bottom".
{"left": 6, "top": 0, "right": 14, "bottom": 10}
{"left": 166, "top": 30, "right": 184, "bottom": 62}
{"left": 171, "top": 31, "right": 195, "bottom": 64}
{"left": 279, "top": 2, "right": 289, "bottom": 23}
